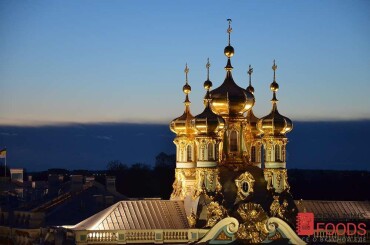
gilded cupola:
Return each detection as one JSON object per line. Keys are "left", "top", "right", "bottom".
{"left": 245, "top": 65, "right": 260, "bottom": 135}
{"left": 193, "top": 60, "right": 225, "bottom": 135}
{"left": 210, "top": 19, "right": 255, "bottom": 117}
{"left": 257, "top": 60, "right": 293, "bottom": 136}
{"left": 170, "top": 64, "right": 196, "bottom": 136}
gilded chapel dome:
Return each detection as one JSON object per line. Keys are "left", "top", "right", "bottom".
{"left": 257, "top": 61, "right": 293, "bottom": 136}
{"left": 170, "top": 64, "right": 196, "bottom": 136}
{"left": 209, "top": 41, "right": 254, "bottom": 117}
{"left": 193, "top": 78, "right": 225, "bottom": 136}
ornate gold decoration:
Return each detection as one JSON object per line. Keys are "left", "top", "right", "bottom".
{"left": 206, "top": 202, "right": 227, "bottom": 228}
{"left": 270, "top": 196, "right": 290, "bottom": 222}
{"left": 264, "top": 169, "right": 290, "bottom": 193}
{"left": 235, "top": 172, "right": 255, "bottom": 200}
{"left": 171, "top": 169, "right": 195, "bottom": 200}
{"left": 236, "top": 203, "right": 269, "bottom": 243}
{"left": 270, "top": 196, "right": 280, "bottom": 217}
{"left": 187, "top": 208, "right": 197, "bottom": 228}
{"left": 193, "top": 168, "right": 221, "bottom": 199}
{"left": 171, "top": 170, "right": 186, "bottom": 199}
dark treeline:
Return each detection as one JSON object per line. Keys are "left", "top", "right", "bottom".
{"left": 24, "top": 152, "right": 370, "bottom": 201}
{"left": 105, "top": 152, "right": 175, "bottom": 199}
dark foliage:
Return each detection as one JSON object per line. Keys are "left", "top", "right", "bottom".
{"left": 106, "top": 152, "right": 175, "bottom": 199}
{"left": 288, "top": 169, "right": 370, "bottom": 201}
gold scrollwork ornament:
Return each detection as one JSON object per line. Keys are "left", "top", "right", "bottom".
{"left": 206, "top": 201, "right": 228, "bottom": 228}
{"left": 235, "top": 172, "right": 255, "bottom": 200}
{"left": 236, "top": 203, "right": 269, "bottom": 243}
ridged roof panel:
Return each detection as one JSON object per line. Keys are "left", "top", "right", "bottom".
{"left": 72, "top": 200, "right": 189, "bottom": 230}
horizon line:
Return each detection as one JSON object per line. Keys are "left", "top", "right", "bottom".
{"left": 1, "top": 117, "right": 370, "bottom": 127}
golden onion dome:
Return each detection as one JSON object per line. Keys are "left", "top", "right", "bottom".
{"left": 257, "top": 60, "right": 293, "bottom": 136}
{"left": 209, "top": 59, "right": 255, "bottom": 116}
{"left": 170, "top": 64, "right": 196, "bottom": 136}
{"left": 209, "top": 21, "right": 254, "bottom": 117}
{"left": 193, "top": 62, "right": 225, "bottom": 136}
{"left": 246, "top": 109, "right": 259, "bottom": 136}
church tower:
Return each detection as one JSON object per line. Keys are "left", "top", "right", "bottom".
{"left": 170, "top": 64, "right": 197, "bottom": 200}
{"left": 192, "top": 59, "right": 225, "bottom": 198}
{"left": 169, "top": 20, "right": 297, "bottom": 236}
{"left": 209, "top": 19, "right": 255, "bottom": 168}
{"left": 258, "top": 60, "right": 293, "bottom": 193}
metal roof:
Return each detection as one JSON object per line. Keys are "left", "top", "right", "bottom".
{"left": 72, "top": 200, "right": 189, "bottom": 230}
{"left": 294, "top": 200, "right": 370, "bottom": 221}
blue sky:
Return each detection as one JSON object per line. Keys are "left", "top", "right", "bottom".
{"left": 1, "top": 0, "right": 370, "bottom": 125}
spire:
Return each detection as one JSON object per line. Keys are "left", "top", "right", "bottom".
{"left": 206, "top": 58, "right": 210, "bottom": 81}
{"left": 227, "top": 18, "right": 232, "bottom": 46}
{"left": 272, "top": 59, "right": 277, "bottom": 82}
{"left": 182, "top": 63, "right": 192, "bottom": 106}
{"left": 204, "top": 59, "right": 212, "bottom": 105}
{"left": 247, "top": 64, "right": 255, "bottom": 94}
{"left": 270, "top": 60, "right": 279, "bottom": 103}
{"left": 224, "top": 19, "right": 235, "bottom": 70}
{"left": 204, "top": 58, "right": 213, "bottom": 89}
{"left": 184, "top": 63, "right": 189, "bottom": 85}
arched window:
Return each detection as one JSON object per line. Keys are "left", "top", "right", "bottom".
{"left": 187, "top": 145, "right": 192, "bottom": 162}
{"left": 251, "top": 146, "right": 256, "bottom": 162}
{"left": 275, "top": 144, "right": 281, "bottom": 161}
{"left": 208, "top": 143, "right": 214, "bottom": 160}
{"left": 230, "top": 131, "right": 238, "bottom": 152}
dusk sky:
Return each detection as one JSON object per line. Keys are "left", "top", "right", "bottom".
{"left": 1, "top": 0, "right": 370, "bottom": 125}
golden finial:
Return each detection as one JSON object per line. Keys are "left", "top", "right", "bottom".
{"left": 224, "top": 19, "right": 234, "bottom": 58}
{"left": 184, "top": 63, "right": 189, "bottom": 84}
{"left": 270, "top": 59, "right": 279, "bottom": 97}
{"left": 206, "top": 58, "right": 210, "bottom": 80}
{"left": 204, "top": 58, "right": 213, "bottom": 91}
{"left": 272, "top": 59, "right": 277, "bottom": 82}
{"left": 248, "top": 65, "right": 253, "bottom": 86}
{"left": 227, "top": 19, "right": 232, "bottom": 45}
{"left": 183, "top": 63, "right": 191, "bottom": 95}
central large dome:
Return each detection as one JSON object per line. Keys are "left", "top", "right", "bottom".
{"left": 210, "top": 65, "right": 255, "bottom": 117}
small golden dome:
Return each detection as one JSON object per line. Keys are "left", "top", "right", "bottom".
{"left": 247, "top": 85, "right": 255, "bottom": 94}
{"left": 193, "top": 86, "right": 225, "bottom": 136}
{"left": 257, "top": 102, "right": 293, "bottom": 136}
{"left": 270, "top": 81, "right": 279, "bottom": 92}
{"left": 170, "top": 104, "right": 196, "bottom": 136}
{"left": 257, "top": 61, "right": 293, "bottom": 136}
{"left": 224, "top": 45, "right": 234, "bottom": 58}
{"left": 170, "top": 64, "right": 196, "bottom": 136}
{"left": 204, "top": 80, "right": 212, "bottom": 90}
{"left": 183, "top": 84, "right": 191, "bottom": 94}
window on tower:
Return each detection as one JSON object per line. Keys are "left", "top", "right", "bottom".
{"left": 208, "top": 143, "right": 214, "bottom": 160}
{"left": 187, "top": 145, "right": 192, "bottom": 162}
{"left": 230, "top": 131, "right": 238, "bottom": 152}
{"left": 251, "top": 146, "right": 256, "bottom": 162}
{"left": 275, "top": 144, "right": 281, "bottom": 162}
